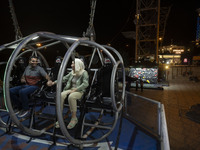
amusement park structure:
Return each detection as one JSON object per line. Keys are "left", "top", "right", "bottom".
{"left": 0, "top": 0, "right": 170, "bottom": 149}
{"left": 135, "top": 0, "right": 171, "bottom": 63}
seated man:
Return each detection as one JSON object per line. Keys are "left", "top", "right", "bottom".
{"left": 10, "top": 56, "right": 52, "bottom": 117}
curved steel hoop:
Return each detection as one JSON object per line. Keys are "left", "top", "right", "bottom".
{"left": 3, "top": 32, "right": 88, "bottom": 136}
{"left": 3, "top": 33, "right": 46, "bottom": 136}
{"left": 3, "top": 32, "right": 126, "bottom": 146}
{"left": 56, "top": 39, "right": 125, "bottom": 145}
{"left": 111, "top": 60, "right": 126, "bottom": 112}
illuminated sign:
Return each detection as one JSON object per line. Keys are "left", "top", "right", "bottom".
{"left": 184, "top": 58, "right": 188, "bottom": 63}
{"left": 172, "top": 49, "right": 184, "bottom": 54}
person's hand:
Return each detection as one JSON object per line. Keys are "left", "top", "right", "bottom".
{"left": 21, "top": 78, "right": 26, "bottom": 83}
{"left": 47, "top": 80, "right": 54, "bottom": 86}
{"left": 70, "top": 89, "right": 77, "bottom": 93}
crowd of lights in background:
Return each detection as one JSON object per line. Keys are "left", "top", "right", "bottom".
{"left": 196, "top": 16, "right": 200, "bottom": 45}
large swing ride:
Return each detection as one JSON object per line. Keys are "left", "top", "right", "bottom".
{"left": 1, "top": 0, "right": 126, "bottom": 148}
{"left": 0, "top": 0, "right": 168, "bottom": 149}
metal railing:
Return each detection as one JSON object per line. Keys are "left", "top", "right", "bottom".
{"left": 124, "top": 91, "right": 170, "bottom": 150}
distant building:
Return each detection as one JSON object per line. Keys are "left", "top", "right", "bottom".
{"left": 192, "top": 56, "right": 200, "bottom": 65}
{"left": 158, "top": 45, "right": 185, "bottom": 65}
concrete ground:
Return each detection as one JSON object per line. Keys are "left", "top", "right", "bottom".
{"left": 133, "top": 73, "right": 200, "bottom": 150}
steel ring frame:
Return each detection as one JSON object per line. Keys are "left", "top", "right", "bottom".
{"left": 3, "top": 32, "right": 126, "bottom": 145}
{"left": 111, "top": 60, "right": 125, "bottom": 112}
{"left": 3, "top": 31, "right": 87, "bottom": 136}
{"left": 56, "top": 40, "right": 125, "bottom": 145}
{"left": 102, "top": 45, "right": 126, "bottom": 112}
{"left": 3, "top": 32, "right": 46, "bottom": 136}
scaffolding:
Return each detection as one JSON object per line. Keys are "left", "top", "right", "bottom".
{"left": 135, "top": 0, "right": 171, "bottom": 63}
{"left": 135, "top": 0, "right": 160, "bottom": 62}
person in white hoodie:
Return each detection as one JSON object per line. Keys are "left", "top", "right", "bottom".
{"left": 48, "top": 58, "right": 89, "bottom": 129}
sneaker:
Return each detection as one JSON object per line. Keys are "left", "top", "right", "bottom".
{"left": 18, "top": 110, "right": 29, "bottom": 118}
{"left": 13, "top": 108, "right": 20, "bottom": 115}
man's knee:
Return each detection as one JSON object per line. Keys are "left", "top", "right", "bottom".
{"left": 10, "top": 87, "right": 18, "bottom": 94}
{"left": 19, "top": 89, "right": 27, "bottom": 97}
{"left": 10, "top": 89, "right": 14, "bottom": 95}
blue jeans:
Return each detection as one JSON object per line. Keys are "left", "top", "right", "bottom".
{"left": 10, "top": 85, "right": 39, "bottom": 110}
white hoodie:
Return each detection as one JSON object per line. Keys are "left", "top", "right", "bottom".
{"left": 72, "top": 58, "right": 85, "bottom": 76}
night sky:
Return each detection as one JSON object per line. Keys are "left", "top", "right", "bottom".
{"left": 0, "top": 0, "right": 133, "bottom": 44}
{"left": 0, "top": 0, "right": 199, "bottom": 58}
{"left": 164, "top": 0, "right": 199, "bottom": 46}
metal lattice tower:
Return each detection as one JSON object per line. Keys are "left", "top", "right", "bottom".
{"left": 159, "top": 6, "right": 171, "bottom": 48}
{"left": 135, "top": 0, "right": 160, "bottom": 62}
{"left": 8, "top": 0, "right": 23, "bottom": 40}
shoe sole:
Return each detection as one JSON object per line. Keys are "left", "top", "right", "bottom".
{"left": 18, "top": 111, "right": 29, "bottom": 117}
{"left": 15, "top": 111, "right": 20, "bottom": 115}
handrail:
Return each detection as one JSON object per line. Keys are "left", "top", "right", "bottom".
{"left": 124, "top": 91, "right": 170, "bottom": 150}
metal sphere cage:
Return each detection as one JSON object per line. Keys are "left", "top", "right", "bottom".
{"left": 3, "top": 32, "right": 126, "bottom": 146}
